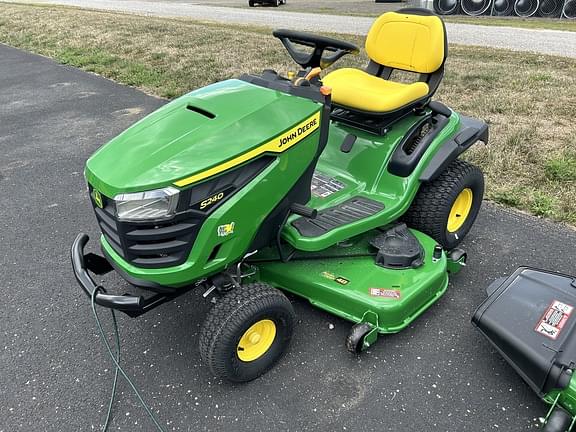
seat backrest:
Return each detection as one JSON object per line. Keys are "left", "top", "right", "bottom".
{"left": 365, "top": 9, "right": 446, "bottom": 74}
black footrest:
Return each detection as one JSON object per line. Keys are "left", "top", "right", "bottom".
{"left": 291, "top": 197, "right": 384, "bottom": 238}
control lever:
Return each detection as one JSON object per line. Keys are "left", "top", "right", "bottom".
{"left": 293, "top": 67, "right": 323, "bottom": 87}
{"left": 305, "top": 67, "right": 322, "bottom": 81}
{"left": 291, "top": 203, "right": 317, "bottom": 219}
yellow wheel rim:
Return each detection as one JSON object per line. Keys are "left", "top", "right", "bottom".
{"left": 447, "top": 188, "right": 473, "bottom": 233}
{"left": 237, "top": 319, "right": 276, "bottom": 362}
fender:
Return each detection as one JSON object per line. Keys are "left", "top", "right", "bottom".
{"left": 419, "top": 115, "right": 489, "bottom": 182}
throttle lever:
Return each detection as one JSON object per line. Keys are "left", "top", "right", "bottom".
{"left": 305, "top": 67, "right": 322, "bottom": 81}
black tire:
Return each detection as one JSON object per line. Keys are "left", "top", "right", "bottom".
{"left": 248, "top": 0, "right": 254, "bottom": 6}
{"left": 403, "top": 159, "right": 484, "bottom": 250}
{"left": 273, "top": 0, "right": 280, "bottom": 6}
{"left": 433, "top": 0, "right": 461, "bottom": 15}
{"left": 544, "top": 408, "right": 572, "bottom": 432}
{"left": 199, "top": 282, "right": 295, "bottom": 382}
{"left": 345, "top": 322, "right": 373, "bottom": 354}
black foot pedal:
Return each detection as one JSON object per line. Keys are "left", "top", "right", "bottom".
{"left": 370, "top": 223, "right": 424, "bottom": 269}
{"left": 291, "top": 197, "right": 384, "bottom": 238}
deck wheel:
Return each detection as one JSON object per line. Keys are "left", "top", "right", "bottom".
{"left": 346, "top": 322, "right": 373, "bottom": 354}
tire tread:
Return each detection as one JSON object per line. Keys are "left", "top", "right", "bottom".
{"left": 403, "top": 159, "right": 483, "bottom": 249}
{"left": 199, "top": 283, "right": 295, "bottom": 381}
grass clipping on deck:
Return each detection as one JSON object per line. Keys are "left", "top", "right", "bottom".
{"left": 0, "top": 4, "right": 575, "bottom": 224}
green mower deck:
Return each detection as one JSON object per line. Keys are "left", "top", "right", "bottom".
{"left": 254, "top": 229, "right": 458, "bottom": 335}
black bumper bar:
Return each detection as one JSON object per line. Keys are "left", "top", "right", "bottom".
{"left": 71, "top": 233, "right": 193, "bottom": 317}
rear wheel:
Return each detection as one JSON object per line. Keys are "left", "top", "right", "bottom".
{"left": 199, "top": 282, "right": 295, "bottom": 382}
{"left": 248, "top": 0, "right": 254, "bottom": 6}
{"left": 403, "top": 159, "right": 484, "bottom": 249}
{"left": 544, "top": 408, "right": 572, "bottom": 432}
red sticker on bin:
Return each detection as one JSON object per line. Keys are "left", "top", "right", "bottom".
{"left": 535, "top": 300, "right": 574, "bottom": 340}
{"left": 369, "top": 288, "right": 401, "bottom": 299}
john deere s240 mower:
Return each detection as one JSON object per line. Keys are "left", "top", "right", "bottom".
{"left": 73, "top": 9, "right": 488, "bottom": 382}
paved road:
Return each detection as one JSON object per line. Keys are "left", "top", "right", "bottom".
{"left": 2, "top": 44, "right": 576, "bottom": 432}
{"left": 9, "top": 0, "right": 576, "bottom": 58}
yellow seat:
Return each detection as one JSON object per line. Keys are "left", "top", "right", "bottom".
{"left": 322, "top": 69, "right": 429, "bottom": 112}
{"left": 322, "top": 10, "right": 447, "bottom": 114}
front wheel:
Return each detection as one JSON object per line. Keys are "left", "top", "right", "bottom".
{"left": 403, "top": 159, "right": 484, "bottom": 250}
{"left": 199, "top": 282, "right": 295, "bottom": 382}
{"left": 543, "top": 408, "right": 572, "bottom": 432}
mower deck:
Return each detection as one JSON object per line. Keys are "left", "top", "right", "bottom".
{"left": 254, "top": 228, "right": 457, "bottom": 334}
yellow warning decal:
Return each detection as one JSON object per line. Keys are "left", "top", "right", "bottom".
{"left": 174, "top": 111, "right": 321, "bottom": 188}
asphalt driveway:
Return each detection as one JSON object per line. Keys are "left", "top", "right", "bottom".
{"left": 1, "top": 44, "right": 576, "bottom": 432}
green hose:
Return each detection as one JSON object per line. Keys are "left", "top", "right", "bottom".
{"left": 91, "top": 287, "right": 166, "bottom": 432}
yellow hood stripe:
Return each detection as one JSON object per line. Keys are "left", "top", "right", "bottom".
{"left": 173, "top": 111, "right": 321, "bottom": 188}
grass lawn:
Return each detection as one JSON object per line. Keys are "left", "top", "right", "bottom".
{"left": 0, "top": 3, "right": 575, "bottom": 224}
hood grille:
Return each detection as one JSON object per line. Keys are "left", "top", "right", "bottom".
{"left": 89, "top": 156, "right": 274, "bottom": 270}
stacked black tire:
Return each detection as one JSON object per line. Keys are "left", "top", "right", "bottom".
{"left": 432, "top": 0, "right": 574, "bottom": 18}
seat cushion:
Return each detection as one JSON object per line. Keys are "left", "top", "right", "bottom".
{"left": 365, "top": 12, "right": 446, "bottom": 74}
{"left": 322, "top": 68, "right": 429, "bottom": 113}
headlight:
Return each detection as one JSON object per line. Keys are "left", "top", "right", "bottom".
{"left": 114, "top": 187, "right": 179, "bottom": 221}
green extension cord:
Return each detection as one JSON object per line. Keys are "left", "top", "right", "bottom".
{"left": 91, "top": 287, "right": 166, "bottom": 432}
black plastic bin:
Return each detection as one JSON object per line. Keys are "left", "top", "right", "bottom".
{"left": 472, "top": 267, "right": 576, "bottom": 397}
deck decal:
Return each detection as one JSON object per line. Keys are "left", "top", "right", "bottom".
{"left": 369, "top": 288, "right": 401, "bottom": 299}
{"left": 535, "top": 300, "right": 573, "bottom": 340}
{"left": 321, "top": 271, "right": 349, "bottom": 285}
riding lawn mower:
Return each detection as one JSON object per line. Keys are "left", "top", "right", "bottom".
{"left": 72, "top": 8, "right": 489, "bottom": 382}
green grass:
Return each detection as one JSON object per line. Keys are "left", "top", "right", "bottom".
{"left": 545, "top": 152, "right": 576, "bottom": 182}
{"left": 0, "top": 3, "right": 575, "bottom": 224}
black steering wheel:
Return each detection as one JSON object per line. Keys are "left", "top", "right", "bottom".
{"left": 272, "top": 29, "right": 359, "bottom": 70}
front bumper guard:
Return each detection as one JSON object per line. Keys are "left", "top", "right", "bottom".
{"left": 71, "top": 233, "right": 193, "bottom": 317}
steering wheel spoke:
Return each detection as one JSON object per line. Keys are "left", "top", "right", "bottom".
{"left": 272, "top": 29, "right": 359, "bottom": 70}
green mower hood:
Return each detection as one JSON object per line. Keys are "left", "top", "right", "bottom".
{"left": 85, "top": 79, "right": 321, "bottom": 197}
